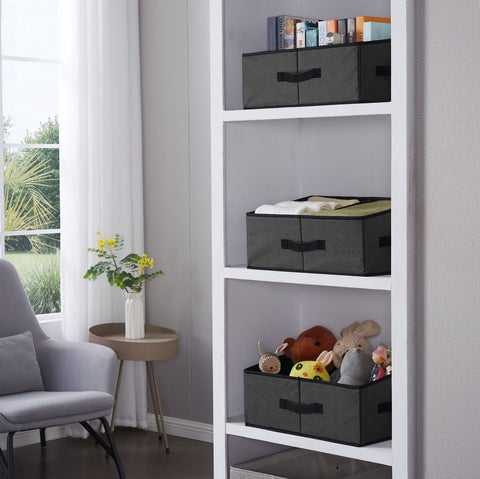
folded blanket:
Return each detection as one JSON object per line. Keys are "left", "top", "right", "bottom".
{"left": 255, "top": 204, "right": 313, "bottom": 215}
{"left": 308, "top": 196, "right": 360, "bottom": 208}
{"left": 255, "top": 200, "right": 340, "bottom": 215}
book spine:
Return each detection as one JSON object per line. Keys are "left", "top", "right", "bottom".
{"left": 327, "top": 19, "right": 338, "bottom": 33}
{"left": 296, "top": 22, "right": 306, "bottom": 48}
{"left": 363, "top": 22, "right": 392, "bottom": 41}
{"left": 318, "top": 20, "right": 328, "bottom": 46}
{"left": 347, "top": 18, "right": 356, "bottom": 43}
{"left": 356, "top": 16, "right": 391, "bottom": 42}
{"left": 337, "top": 19, "right": 347, "bottom": 44}
{"left": 267, "top": 16, "right": 277, "bottom": 50}
{"left": 277, "top": 15, "right": 287, "bottom": 50}
{"left": 305, "top": 22, "right": 318, "bottom": 47}
{"left": 283, "top": 17, "right": 296, "bottom": 49}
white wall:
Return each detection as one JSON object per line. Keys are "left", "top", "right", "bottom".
{"left": 416, "top": 0, "right": 480, "bottom": 477}
{"left": 139, "top": 0, "right": 212, "bottom": 424}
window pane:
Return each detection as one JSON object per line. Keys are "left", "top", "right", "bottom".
{"left": 2, "top": 61, "right": 59, "bottom": 143}
{"left": 3, "top": 147, "right": 60, "bottom": 231}
{"left": 5, "top": 233, "right": 61, "bottom": 314}
{"left": 1, "top": 0, "right": 58, "bottom": 58}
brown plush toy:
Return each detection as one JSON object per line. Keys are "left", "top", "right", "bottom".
{"left": 332, "top": 320, "right": 381, "bottom": 369}
{"left": 283, "top": 325, "right": 337, "bottom": 368}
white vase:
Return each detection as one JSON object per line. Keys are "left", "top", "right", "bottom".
{"left": 125, "top": 292, "right": 145, "bottom": 339}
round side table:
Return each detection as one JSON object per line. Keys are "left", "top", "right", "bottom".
{"left": 89, "top": 323, "right": 179, "bottom": 452}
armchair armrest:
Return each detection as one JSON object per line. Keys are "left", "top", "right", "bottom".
{"left": 36, "top": 338, "right": 118, "bottom": 396}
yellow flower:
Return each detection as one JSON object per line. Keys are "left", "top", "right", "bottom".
{"left": 96, "top": 230, "right": 101, "bottom": 235}
{"left": 97, "top": 238, "right": 106, "bottom": 252}
{"left": 138, "top": 254, "right": 154, "bottom": 275}
{"left": 107, "top": 238, "right": 116, "bottom": 248}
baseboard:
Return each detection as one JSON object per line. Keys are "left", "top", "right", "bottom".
{"left": 146, "top": 414, "right": 213, "bottom": 443}
{"left": 1, "top": 416, "right": 213, "bottom": 450}
{"left": 0, "top": 426, "right": 66, "bottom": 449}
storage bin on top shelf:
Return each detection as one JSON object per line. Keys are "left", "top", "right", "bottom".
{"left": 244, "top": 355, "right": 392, "bottom": 447}
{"left": 247, "top": 196, "right": 391, "bottom": 276}
{"left": 242, "top": 39, "right": 390, "bottom": 109}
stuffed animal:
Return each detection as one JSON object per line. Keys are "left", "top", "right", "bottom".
{"left": 338, "top": 347, "right": 374, "bottom": 386}
{"left": 332, "top": 320, "right": 381, "bottom": 369}
{"left": 257, "top": 341, "right": 288, "bottom": 374}
{"left": 283, "top": 325, "right": 337, "bottom": 368}
{"left": 370, "top": 344, "right": 392, "bottom": 381}
{"left": 289, "top": 351, "right": 333, "bottom": 382}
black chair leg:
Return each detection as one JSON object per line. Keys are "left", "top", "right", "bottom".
{"left": 81, "top": 418, "right": 125, "bottom": 479}
{"left": 6, "top": 432, "right": 15, "bottom": 479}
{"left": 40, "top": 428, "right": 46, "bottom": 448}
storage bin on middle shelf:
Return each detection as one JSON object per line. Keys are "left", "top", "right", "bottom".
{"left": 244, "top": 355, "right": 392, "bottom": 447}
{"left": 246, "top": 196, "right": 391, "bottom": 276}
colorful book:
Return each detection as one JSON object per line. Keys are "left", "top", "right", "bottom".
{"left": 363, "top": 22, "right": 391, "bottom": 41}
{"left": 305, "top": 22, "right": 319, "bottom": 47}
{"left": 337, "top": 19, "right": 347, "bottom": 44}
{"left": 356, "top": 16, "right": 391, "bottom": 42}
{"left": 347, "top": 18, "right": 356, "bottom": 43}
{"left": 296, "top": 22, "right": 306, "bottom": 48}
{"left": 327, "top": 19, "right": 338, "bottom": 34}
{"left": 276, "top": 15, "right": 322, "bottom": 49}
{"left": 318, "top": 20, "right": 328, "bottom": 46}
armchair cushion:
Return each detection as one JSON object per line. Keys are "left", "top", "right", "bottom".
{"left": 0, "top": 390, "right": 114, "bottom": 432}
{"left": 0, "top": 331, "right": 44, "bottom": 396}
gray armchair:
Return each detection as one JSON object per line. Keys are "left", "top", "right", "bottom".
{"left": 0, "top": 259, "right": 125, "bottom": 479}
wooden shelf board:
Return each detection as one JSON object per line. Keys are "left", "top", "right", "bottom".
{"left": 224, "top": 266, "right": 392, "bottom": 291}
{"left": 223, "top": 102, "right": 392, "bottom": 122}
{"left": 226, "top": 417, "right": 393, "bottom": 466}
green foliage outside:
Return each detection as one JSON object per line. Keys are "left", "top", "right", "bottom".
{"left": 3, "top": 117, "right": 61, "bottom": 313}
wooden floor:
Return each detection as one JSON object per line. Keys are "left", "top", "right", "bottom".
{"left": 9, "top": 428, "right": 213, "bottom": 479}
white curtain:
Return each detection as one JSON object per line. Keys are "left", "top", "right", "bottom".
{"left": 59, "top": 0, "right": 147, "bottom": 429}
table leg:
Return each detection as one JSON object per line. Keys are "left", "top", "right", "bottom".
{"left": 150, "top": 362, "right": 170, "bottom": 452}
{"left": 110, "top": 359, "right": 125, "bottom": 432}
{"left": 146, "top": 361, "right": 170, "bottom": 452}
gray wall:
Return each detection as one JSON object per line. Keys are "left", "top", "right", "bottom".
{"left": 139, "top": 0, "right": 212, "bottom": 424}
{"left": 139, "top": 0, "right": 480, "bottom": 476}
{"left": 416, "top": 0, "right": 480, "bottom": 477}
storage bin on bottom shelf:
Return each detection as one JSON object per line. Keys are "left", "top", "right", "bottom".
{"left": 244, "top": 356, "right": 391, "bottom": 446}
{"left": 246, "top": 196, "right": 391, "bottom": 276}
{"left": 230, "top": 449, "right": 392, "bottom": 479}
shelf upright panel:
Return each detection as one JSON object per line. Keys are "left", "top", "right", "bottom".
{"left": 210, "top": 0, "right": 227, "bottom": 477}
{"left": 390, "top": 0, "right": 415, "bottom": 478}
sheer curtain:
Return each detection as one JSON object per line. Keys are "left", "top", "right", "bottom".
{"left": 59, "top": 0, "right": 147, "bottom": 429}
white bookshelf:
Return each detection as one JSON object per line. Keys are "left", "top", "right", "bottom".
{"left": 210, "top": 0, "right": 414, "bottom": 477}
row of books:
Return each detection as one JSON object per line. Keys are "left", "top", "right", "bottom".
{"left": 267, "top": 15, "right": 391, "bottom": 50}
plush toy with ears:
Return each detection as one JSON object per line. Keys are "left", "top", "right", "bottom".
{"left": 283, "top": 325, "right": 337, "bottom": 369}
{"left": 289, "top": 350, "right": 334, "bottom": 382}
{"left": 332, "top": 320, "right": 381, "bottom": 369}
{"left": 257, "top": 341, "right": 288, "bottom": 374}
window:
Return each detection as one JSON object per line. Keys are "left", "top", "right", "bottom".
{"left": 0, "top": 0, "right": 61, "bottom": 317}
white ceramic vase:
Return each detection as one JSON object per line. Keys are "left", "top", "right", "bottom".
{"left": 125, "top": 291, "right": 145, "bottom": 339}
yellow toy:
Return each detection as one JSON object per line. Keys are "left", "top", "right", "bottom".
{"left": 289, "top": 350, "right": 334, "bottom": 382}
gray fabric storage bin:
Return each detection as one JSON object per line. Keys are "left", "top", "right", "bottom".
{"left": 244, "top": 357, "right": 392, "bottom": 446}
{"left": 246, "top": 197, "right": 391, "bottom": 276}
{"left": 243, "top": 40, "right": 390, "bottom": 109}
{"left": 230, "top": 449, "right": 392, "bottom": 479}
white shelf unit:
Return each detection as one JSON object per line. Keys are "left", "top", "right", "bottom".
{"left": 210, "top": 0, "right": 414, "bottom": 477}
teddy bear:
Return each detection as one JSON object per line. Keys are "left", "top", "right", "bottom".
{"left": 283, "top": 325, "right": 337, "bottom": 368}
{"left": 331, "top": 320, "right": 381, "bottom": 369}
{"left": 337, "top": 347, "right": 375, "bottom": 386}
